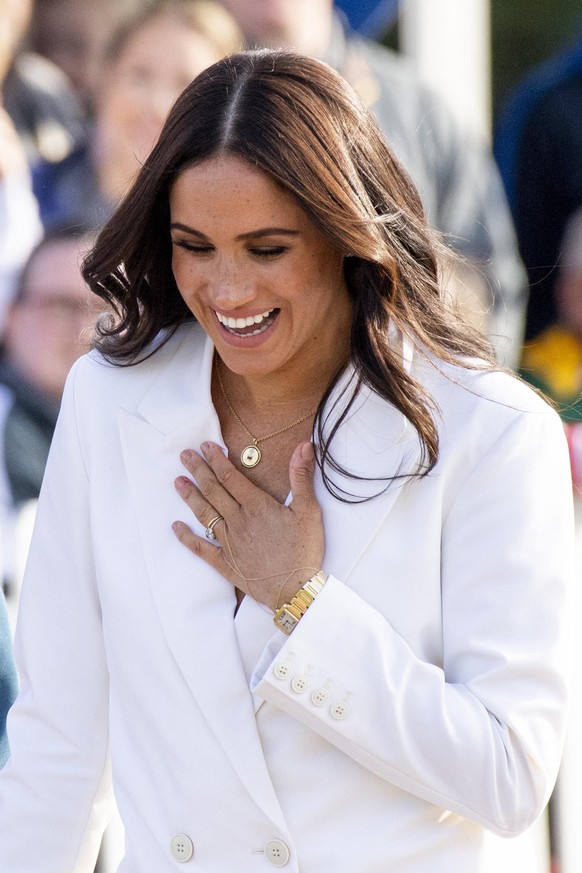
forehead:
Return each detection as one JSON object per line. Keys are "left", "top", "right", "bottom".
{"left": 113, "top": 14, "right": 219, "bottom": 73}
{"left": 170, "top": 155, "right": 305, "bottom": 224}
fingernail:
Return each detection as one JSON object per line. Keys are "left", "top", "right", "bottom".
{"left": 174, "top": 476, "right": 191, "bottom": 491}
{"left": 201, "top": 441, "right": 213, "bottom": 455}
{"left": 180, "top": 449, "right": 193, "bottom": 463}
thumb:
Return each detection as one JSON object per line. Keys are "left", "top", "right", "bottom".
{"left": 289, "top": 441, "right": 317, "bottom": 507}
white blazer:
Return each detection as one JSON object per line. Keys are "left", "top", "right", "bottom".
{"left": 0, "top": 323, "right": 574, "bottom": 873}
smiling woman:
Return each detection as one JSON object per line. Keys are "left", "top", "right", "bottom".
{"left": 0, "top": 49, "right": 575, "bottom": 873}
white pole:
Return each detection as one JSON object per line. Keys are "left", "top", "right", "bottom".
{"left": 399, "top": 0, "right": 491, "bottom": 141}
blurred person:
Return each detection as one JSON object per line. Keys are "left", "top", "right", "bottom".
{"left": 0, "top": 49, "right": 574, "bottom": 873}
{"left": 29, "top": 0, "right": 148, "bottom": 113}
{"left": 495, "top": 35, "right": 582, "bottom": 344}
{"left": 0, "top": 0, "right": 44, "bottom": 330}
{"left": 520, "top": 206, "right": 582, "bottom": 474}
{"left": 0, "top": 587, "right": 16, "bottom": 766}
{"left": 0, "top": 106, "right": 43, "bottom": 330}
{"left": 519, "top": 204, "right": 582, "bottom": 873}
{"left": 33, "top": 0, "right": 242, "bottom": 230}
{"left": 0, "top": 227, "right": 99, "bottom": 510}
{"left": 1, "top": 0, "right": 86, "bottom": 167}
{"left": 0, "top": 227, "right": 100, "bottom": 609}
{"left": 218, "top": 0, "right": 528, "bottom": 368}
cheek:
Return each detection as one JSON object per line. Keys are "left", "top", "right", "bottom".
{"left": 99, "top": 94, "right": 136, "bottom": 146}
{"left": 171, "top": 255, "right": 205, "bottom": 309}
{"left": 171, "top": 251, "right": 190, "bottom": 291}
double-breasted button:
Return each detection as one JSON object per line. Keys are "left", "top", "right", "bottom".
{"left": 311, "top": 687, "right": 329, "bottom": 707}
{"left": 171, "top": 834, "right": 194, "bottom": 862}
{"left": 330, "top": 701, "right": 350, "bottom": 720}
{"left": 273, "top": 661, "right": 292, "bottom": 680}
{"left": 264, "top": 838, "right": 290, "bottom": 866}
{"left": 291, "top": 674, "right": 309, "bottom": 693}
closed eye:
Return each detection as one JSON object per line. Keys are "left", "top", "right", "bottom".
{"left": 173, "top": 240, "right": 214, "bottom": 254}
{"left": 249, "top": 246, "right": 288, "bottom": 258}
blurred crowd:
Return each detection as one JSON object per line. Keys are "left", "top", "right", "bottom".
{"left": 0, "top": 1, "right": 581, "bottom": 872}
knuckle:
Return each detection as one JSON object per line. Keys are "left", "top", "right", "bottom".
{"left": 190, "top": 534, "right": 203, "bottom": 555}
{"left": 215, "top": 464, "right": 235, "bottom": 489}
{"left": 175, "top": 527, "right": 198, "bottom": 553}
{"left": 199, "top": 477, "right": 221, "bottom": 505}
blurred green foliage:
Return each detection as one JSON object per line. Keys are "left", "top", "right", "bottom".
{"left": 491, "top": 0, "right": 582, "bottom": 112}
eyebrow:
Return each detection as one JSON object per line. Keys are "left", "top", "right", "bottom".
{"left": 170, "top": 223, "right": 300, "bottom": 241}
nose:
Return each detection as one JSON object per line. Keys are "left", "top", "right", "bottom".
{"left": 210, "top": 258, "right": 257, "bottom": 311}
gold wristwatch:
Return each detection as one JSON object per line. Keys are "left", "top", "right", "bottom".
{"left": 273, "top": 571, "right": 328, "bottom": 635}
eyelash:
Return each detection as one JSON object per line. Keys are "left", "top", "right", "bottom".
{"left": 173, "top": 241, "right": 288, "bottom": 258}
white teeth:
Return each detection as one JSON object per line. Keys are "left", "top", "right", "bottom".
{"left": 215, "top": 308, "right": 274, "bottom": 328}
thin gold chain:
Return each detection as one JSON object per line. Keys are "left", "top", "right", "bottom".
{"left": 215, "top": 358, "right": 316, "bottom": 446}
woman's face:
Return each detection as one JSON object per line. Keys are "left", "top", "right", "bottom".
{"left": 97, "top": 14, "right": 221, "bottom": 172}
{"left": 169, "top": 155, "right": 351, "bottom": 382}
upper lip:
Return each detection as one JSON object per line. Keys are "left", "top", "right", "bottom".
{"left": 214, "top": 307, "right": 277, "bottom": 329}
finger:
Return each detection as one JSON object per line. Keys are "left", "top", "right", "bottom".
{"left": 174, "top": 476, "right": 228, "bottom": 535}
{"left": 171, "top": 520, "right": 226, "bottom": 567}
{"left": 288, "top": 442, "right": 319, "bottom": 510}
{"left": 179, "top": 448, "right": 239, "bottom": 515}
{"left": 200, "top": 442, "right": 268, "bottom": 505}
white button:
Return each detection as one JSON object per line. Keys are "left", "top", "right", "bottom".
{"left": 264, "top": 838, "right": 290, "bottom": 866}
{"left": 171, "top": 834, "right": 194, "bottom": 862}
{"left": 311, "top": 687, "right": 329, "bottom": 707}
{"left": 291, "top": 674, "right": 309, "bottom": 693}
{"left": 330, "top": 701, "right": 350, "bottom": 720}
{"left": 273, "top": 661, "right": 293, "bottom": 680}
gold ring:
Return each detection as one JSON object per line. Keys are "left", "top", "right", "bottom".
{"left": 204, "top": 515, "right": 223, "bottom": 541}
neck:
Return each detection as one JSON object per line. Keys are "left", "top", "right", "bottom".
{"left": 216, "top": 351, "right": 346, "bottom": 418}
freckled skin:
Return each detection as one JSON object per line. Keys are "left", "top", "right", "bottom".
{"left": 169, "top": 154, "right": 352, "bottom": 395}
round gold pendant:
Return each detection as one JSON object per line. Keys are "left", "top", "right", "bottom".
{"left": 241, "top": 444, "right": 261, "bottom": 468}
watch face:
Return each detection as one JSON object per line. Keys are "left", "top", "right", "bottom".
{"left": 276, "top": 608, "right": 298, "bottom": 634}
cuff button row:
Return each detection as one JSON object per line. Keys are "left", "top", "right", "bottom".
{"left": 273, "top": 661, "right": 350, "bottom": 720}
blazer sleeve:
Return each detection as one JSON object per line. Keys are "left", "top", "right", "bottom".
{"left": 253, "top": 405, "right": 575, "bottom": 837}
{"left": 0, "top": 360, "right": 113, "bottom": 872}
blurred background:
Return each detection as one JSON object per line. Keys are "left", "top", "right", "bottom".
{"left": 338, "top": 0, "right": 582, "bottom": 127}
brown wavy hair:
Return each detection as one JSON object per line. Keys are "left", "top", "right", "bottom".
{"left": 82, "top": 49, "right": 495, "bottom": 499}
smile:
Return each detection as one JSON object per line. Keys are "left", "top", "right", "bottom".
{"left": 214, "top": 307, "right": 279, "bottom": 336}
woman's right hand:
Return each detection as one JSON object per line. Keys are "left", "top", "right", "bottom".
{"left": 172, "top": 440, "right": 325, "bottom": 611}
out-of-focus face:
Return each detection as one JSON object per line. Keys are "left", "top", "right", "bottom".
{"left": 96, "top": 13, "right": 222, "bottom": 183}
{"left": 220, "top": 0, "right": 330, "bottom": 49}
{"left": 5, "top": 238, "right": 103, "bottom": 400}
{"left": 30, "top": 1, "right": 113, "bottom": 101}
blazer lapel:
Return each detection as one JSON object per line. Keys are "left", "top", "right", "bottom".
{"left": 118, "top": 325, "right": 288, "bottom": 831}
{"left": 118, "top": 324, "right": 420, "bottom": 819}
{"left": 315, "top": 368, "right": 422, "bottom": 582}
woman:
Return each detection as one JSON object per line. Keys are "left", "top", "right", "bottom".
{"left": 33, "top": 0, "right": 242, "bottom": 230}
{"left": 0, "top": 51, "right": 574, "bottom": 872}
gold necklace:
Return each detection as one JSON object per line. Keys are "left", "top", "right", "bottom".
{"left": 215, "top": 359, "right": 317, "bottom": 468}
